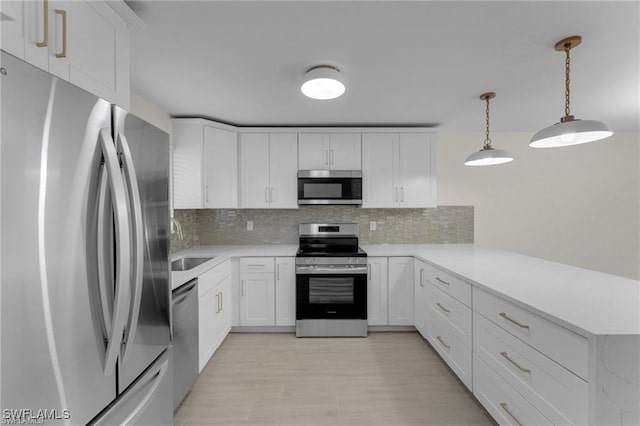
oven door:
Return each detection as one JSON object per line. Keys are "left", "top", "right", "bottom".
{"left": 296, "top": 271, "right": 367, "bottom": 320}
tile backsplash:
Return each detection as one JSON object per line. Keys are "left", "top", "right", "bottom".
{"left": 171, "top": 206, "right": 473, "bottom": 253}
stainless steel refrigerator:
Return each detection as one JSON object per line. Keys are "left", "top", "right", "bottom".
{"left": 1, "top": 51, "right": 173, "bottom": 425}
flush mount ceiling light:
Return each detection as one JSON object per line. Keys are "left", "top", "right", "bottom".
{"left": 300, "top": 65, "right": 345, "bottom": 100}
{"left": 530, "top": 36, "right": 613, "bottom": 148}
{"left": 464, "top": 92, "right": 514, "bottom": 167}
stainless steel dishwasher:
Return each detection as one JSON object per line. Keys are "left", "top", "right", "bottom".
{"left": 172, "top": 278, "right": 199, "bottom": 410}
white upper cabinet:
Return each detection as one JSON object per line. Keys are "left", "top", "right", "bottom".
{"left": 239, "top": 133, "right": 298, "bottom": 209}
{"left": 298, "top": 133, "right": 361, "bottom": 170}
{"left": 173, "top": 119, "right": 238, "bottom": 209}
{"left": 362, "top": 132, "right": 436, "bottom": 208}
{"left": 203, "top": 126, "right": 238, "bottom": 208}
{"left": 8, "top": 0, "right": 130, "bottom": 107}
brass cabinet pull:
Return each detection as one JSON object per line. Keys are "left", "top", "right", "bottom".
{"left": 55, "top": 9, "right": 66, "bottom": 58}
{"left": 499, "top": 312, "right": 530, "bottom": 329}
{"left": 500, "top": 351, "right": 531, "bottom": 374}
{"left": 220, "top": 292, "right": 223, "bottom": 311}
{"left": 419, "top": 269, "right": 424, "bottom": 286}
{"left": 36, "top": 0, "right": 49, "bottom": 47}
{"left": 500, "top": 402, "right": 523, "bottom": 426}
{"left": 435, "top": 277, "right": 450, "bottom": 286}
{"left": 436, "top": 335, "right": 450, "bottom": 349}
{"left": 436, "top": 302, "right": 450, "bottom": 314}
{"left": 215, "top": 293, "right": 220, "bottom": 313}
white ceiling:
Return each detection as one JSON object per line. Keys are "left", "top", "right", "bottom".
{"left": 128, "top": 1, "right": 639, "bottom": 132}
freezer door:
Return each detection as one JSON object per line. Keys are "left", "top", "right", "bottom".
{"left": 90, "top": 349, "right": 173, "bottom": 426}
{"left": 0, "top": 52, "right": 116, "bottom": 424}
{"left": 114, "top": 107, "right": 172, "bottom": 391}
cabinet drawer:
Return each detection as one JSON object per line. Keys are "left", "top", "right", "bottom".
{"left": 240, "top": 257, "right": 275, "bottom": 273}
{"left": 474, "top": 354, "right": 552, "bottom": 426}
{"left": 426, "top": 310, "right": 472, "bottom": 390}
{"left": 425, "top": 283, "right": 471, "bottom": 347}
{"left": 474, "top": 313, "right": 588, "bottom": 424}
{"left": 473, "top": 288, "right": 588, "bottom": 379}
{"left": 198, "top": 261, "right": 231, "bottom": 297}
{"left": 422, "top": 263, "right": 471, "bottom": 307}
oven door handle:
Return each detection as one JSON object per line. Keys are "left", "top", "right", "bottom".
{"left": 296, "top": 266, "right": 368, "bottom": 275}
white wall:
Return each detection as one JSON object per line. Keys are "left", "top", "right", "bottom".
{"left": 438, "top": 132, "right": 640, "bottom": 280}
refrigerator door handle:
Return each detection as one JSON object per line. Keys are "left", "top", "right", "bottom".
{"left": 96, "top": 165, "right": 114, "bottom": 338}
{"left": 121, "top": 355, "right": 169, "bottom": 425}
{"left": 99, "top": 128, "right": 132, "bottom": 376}
{"left": 118, "top": 132, "right": 145, "bottom": 363}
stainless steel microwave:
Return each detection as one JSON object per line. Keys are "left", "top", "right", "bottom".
{"left": 297, "top": 170, "right": 362, "bottom": 205}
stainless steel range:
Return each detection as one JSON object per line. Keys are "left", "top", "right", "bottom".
{"left": 295, "top": 223, "right": 368, "bottom": 337}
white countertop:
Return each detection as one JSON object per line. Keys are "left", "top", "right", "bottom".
{"left": 172, "top": 243, "right": 640, "bottom": 336}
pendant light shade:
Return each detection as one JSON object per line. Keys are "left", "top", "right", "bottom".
{"left": 464, "top": 92, "right": 514, "bottom": 167}
{"left": 530, "top": 36, "right": 613, "bottom": 148}
{"left": 301, "top": 65, "right": 345, "bottom": 100}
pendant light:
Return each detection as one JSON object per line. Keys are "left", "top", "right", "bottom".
{"left": 301, "top": 65, "right": 345, "bottom": 100}
{"left": 464, "top": 92, "right": 514, "bottom": 166}
{"left": 530, "top": 36, "right": 613, "bottom": 148}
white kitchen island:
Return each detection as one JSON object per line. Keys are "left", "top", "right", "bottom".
{"left": 172, "top": 243, "right": 640, "bottom": 425}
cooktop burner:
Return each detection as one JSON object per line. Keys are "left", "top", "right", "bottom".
{"left": 296, "top": 223, "right": 367, "bottom": 258}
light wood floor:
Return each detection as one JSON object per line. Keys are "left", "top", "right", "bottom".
{"left": 174, "top": 332, "right": 495, "bottom": 426}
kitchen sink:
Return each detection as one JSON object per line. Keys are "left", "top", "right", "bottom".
{"left": 171, "top": 257, "right": 213, "bottom": 271}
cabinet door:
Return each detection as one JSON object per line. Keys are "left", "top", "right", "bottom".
{"left": 388, "top": 257, "right": 414, "bottom": 325}
{"left": 414, "top": 259, "right": 428, "bottom": 337}
{"left": 1, "top": 0, "right": 25, "bottom": 59}
{"left": 298, "top": 133, "right": 330, "bottom": 170}
{"left": 214, "top": 276, "right": 232, "bottom": 349}
{"left": 269, "top": 134, "right": 298, "bottom": 209}
{"left": 173, "top": 121, "right": 204, "bottom": 209}
{"left": 398, "top": 133, "right": 436, "bottom": 208}
{"left": 362, "top": 134, "right": 397, "bottom": 208}
{"left": 203, "top": 126, "right": 238, "bottom": 208}
{"left": 24, "top": 0, "right": 51, "bottom": 71}
{"left": 275, "top": 257, "right": 295, "bottom": 326}
{"left": 239, "top": 133, "right": 271, "bottom": 208}
{"left": 329, "top": 133, "right": 361, "bottom": 170}
{"left": 198, "top": 287, "right": 217, "bottom": 372}
{"left": 367, "top": 257, "right": 388, "bottom": 326}
{"left": 240, "top": 272, "right": 275, "bottom": 326}
{"left": 54, "top": 1, "right": 123, "bottom": 103}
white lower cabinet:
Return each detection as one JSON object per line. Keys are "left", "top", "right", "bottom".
{"left": 414, "top": 259, "right": 428, "bottom": 336}
{"left": 426, "top": 308, "right": 472, "bottom": 390}
{"left": 275, "top": 257, "right": 296, "bottom": 326}
{"left": 239, "top": 258, "right": 275, "bottom": 326}
{"left": 367, "top": 257, "right": 388, "bottom": 326}
{"left": 474, "top": 354, "right": 552, "bottom": 425}
{"left": 474, "top": 313, "right": 587, "bottom": 424}
{"left": 198, "top": 261, "right": 231, "bottom": 372}
{"left": 388, "top": 257, "right": 414, "bottom": 325}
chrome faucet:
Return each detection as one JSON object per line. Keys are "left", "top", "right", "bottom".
{"left": 170, "top": 217, "right": 184, "bottom": 241}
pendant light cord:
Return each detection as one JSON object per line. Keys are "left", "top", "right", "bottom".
{"left": 484, "top": 95, "right": 492, "bottom": 149}
{"left": 564, "top": 45, "right": 571, "bottom": 118}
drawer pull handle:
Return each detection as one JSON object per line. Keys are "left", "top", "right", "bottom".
{"left": 436, "top": 335, "right": 450, "bottom": 349}
{"left": 36, "top": 0, "right": 49, "bottom": 47}
{"left": 435, "top": 277, "right": 450, "bottom": 286}
{"left": 499, "top": 402, "right": 523, "bottom": 426}
{"left": 499, "top": 312, "right": 530, "bottom": 329}
{"left": 500, "top": 351, "right": 531, "bottom": 374}
{"left": 419, "top": 269, "right": 424, "bottom": 286}
{"left": 436, "top": 302, "right": 450, "bottom": 314}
